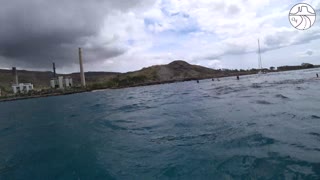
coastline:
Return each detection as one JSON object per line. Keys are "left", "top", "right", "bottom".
{"left": 0, "top": 71, "right": 262, "bottom": 102}
{"left": 0, "top": 90, "right": 89, "bottom": 103}
{"left": 0, "top": 68, "right": 318, "bottom": 103}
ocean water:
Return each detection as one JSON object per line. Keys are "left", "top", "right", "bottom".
{"left": 0, "top": 69, "right": 320, "bottom": 179}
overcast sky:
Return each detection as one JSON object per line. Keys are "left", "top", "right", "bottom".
{"left": 0, "top": 0, "right": 319, "bottom": 73}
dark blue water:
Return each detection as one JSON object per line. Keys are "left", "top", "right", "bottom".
{"left": 0, "top": 69, "right": 320, "bottom": 179}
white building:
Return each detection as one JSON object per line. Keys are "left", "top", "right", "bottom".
{"left": 50, "top": 76, "right": 73, "bottom": 89}
{"left": 12, "top": 83, "right": 34, "bottom": 94}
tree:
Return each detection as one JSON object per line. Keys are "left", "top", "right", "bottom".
{"left": 301, "top": 63, "right": 314, "bottom": 68}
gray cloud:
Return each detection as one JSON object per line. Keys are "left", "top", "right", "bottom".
{"left": 0, "top": 0, "right": 152, "bottom": 69}
{"left": 263, "top": 28, "right": 320, "bottom": 53}
{"left": 227, "top": 4, "right": 241, "bottom": 15}
{"left": 306, "top": 50, "right": 313, "bottom": 56}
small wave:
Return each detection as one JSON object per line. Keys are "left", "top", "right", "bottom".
{"left": 69, "top": 114, "right": 78, "bottom": 118}
{"left": 224, "top": 134, "right": 275, "bottom": 148}
{"left": 309, "top": 132, "right": 320, "bottom": 138}
{"left": 278, "top": 112, "right": 297, "bottom": 119}
{"left": 151, "top": 133, "right": 217, "bottom": 144}
{"left": 289, "top": 143, "right": 320, "bottom": 152}
{"left": 131, "top": 126, "right": 154, "bottom": 131}
{"left": 0, "top": 127, "right": 12, "bottom": 133}
{"left": 114, "top": 119, "right": 133, "bottom": 124}
{"left": 290, "top": 143, "right": 306, "bottom": 149}
{"left": 0, "top": 125, "right": 16, "bottom": 136}
{"left": 273, "top": 79, "right": 305, "bottom": 85}
{"left": 217, "top": 155, "right": 256, "bottom": 177}
{"left": 99, "top": 120, "right": 127, "bottom": 131}
{"left": 247, "top": 123, "right": 256, "bottom": 127}
{"left": 158, "top": 165, "right": 185, "bottom": 178}
{"left": 311, "top": 115, "right": 320, "bottom": 119}
{"left": 214, "top": 86, "right": 247, "bottom": 95}
{"left": 117, "top": 103, "right": 154, "bottom": 112}
{"left": 0, "top": 163, "right": 17, "bottom": 175}
{"left": 255, "top": 100, "right": 272, "bottom": 105}
{"left": 127, "top": 96, "right": 135, "bottom": 100}
{"left": 118, "top": 104, "right": 139, "bottom": 111}
{"left": 217, "top": 154, "right": 319, "bottom": 178}
{"left": 275, "top": 94, "right": 290, "bottom": 99}
{"left": 90, "top": 103, "right": 104, "bottom": 109}
{"left": 240, "top": 95, "right": 253, "bottom": 98}
{"left": 251, "top": 83, "right": 262, "bottom": 88}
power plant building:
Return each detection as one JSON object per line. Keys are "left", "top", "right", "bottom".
{"left": 11, "top": 67, "right": 34, "bottom": 94}
{"left": 50, "top": 76, "right": 73, "bottom": 89}
{"left": 50, "top": 48, "right": 85, "bottom": 89}
{"left": 12, "top": 83, "right": 34, "bottom": 94}
{"left": 50, "top": 62, "right": 73, "bottom": 89}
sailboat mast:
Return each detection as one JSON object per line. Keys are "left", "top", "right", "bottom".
{"left": 258, "top": 39, "right": 262, "bottom": 70}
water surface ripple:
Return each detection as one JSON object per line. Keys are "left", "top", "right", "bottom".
{"left": 0, "top": 69, "right": 320, "bottom": 179}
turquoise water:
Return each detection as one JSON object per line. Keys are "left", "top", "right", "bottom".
{"left": 0, "top": 69, "right": 320, "bottom": 179}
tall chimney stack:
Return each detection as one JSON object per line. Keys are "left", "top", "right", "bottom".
{"left": 12, "top": 67, "right": 18, "bottom": 85}
{"left": 52, "top": 62, "right": 56, "bottom": 78}
{"left": 78, "top": 48, "right": 86, "bottom": 87}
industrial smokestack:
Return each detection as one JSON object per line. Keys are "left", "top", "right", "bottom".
{"left": 78, "top": 48, "right": 86, "bottom": 87}
{"left": 12, "top": 67, "right": 18, "bottom": 85}
{"left": 52, "top": 62, "right": 56, "bottom": 78}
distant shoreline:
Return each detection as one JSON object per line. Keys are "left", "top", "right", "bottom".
{"left": 0, "top": 72, "right": 255, "bottom": 103}
{"left": 0, "top": 72, "right": 270, "bottom": 102}
{"left": 1, "top": 66, "right": 319, "bottom": 103}
{"left": 0, "top": 90, "right": 89, "bottom": 103}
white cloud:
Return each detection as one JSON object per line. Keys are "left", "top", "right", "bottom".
{"left": 131, "top": 0, "right": 320, "bottom": 70}
{"left": 2, "top": 0, "right": 320, "bottom": 72}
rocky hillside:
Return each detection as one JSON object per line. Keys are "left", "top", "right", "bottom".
{"left": 94, "top": 60, "right": 246, "bottom": 88}
{"left": 129, "top": 60, "right": 219, "bottom": 81}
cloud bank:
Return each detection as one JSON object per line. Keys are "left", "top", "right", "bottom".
{"left": 0, "top": 0, "right": 319, "bottom": 72}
